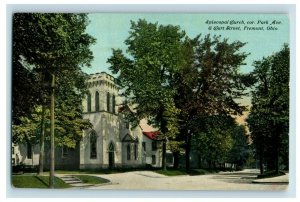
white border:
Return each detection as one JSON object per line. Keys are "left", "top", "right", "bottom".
{"left": 2, "top": 2, "right": 297, "bottom": 200}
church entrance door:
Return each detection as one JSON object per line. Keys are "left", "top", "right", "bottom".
{"left": 108, "top": 143, "right": 114, "bottom": 169}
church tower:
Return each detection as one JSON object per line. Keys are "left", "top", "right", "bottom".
{"left": 80, "top": 72, "right": 121, "bottom": 169}
{"left": 79, "top": 72, "right": 162, "bottom": 169}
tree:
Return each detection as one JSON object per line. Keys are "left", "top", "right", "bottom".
{"left": 173, "top": 34, "right": 250, "bottom": 172}
{"left": 247, "top": 44, "right": 289, "bottom": 174}
{"left": 228, "top": 125, "right": 250, "bottom": 170}
{"left": 108, "top": 19, "right": 186, "bottom": 170}
{"left": 12, "top": 106, "right": 47, "bottom": 144}
{"left": 12, "top": 13, "right": 95, "bottom": 187}
{"left": 192, "top": 114, "right": 235, "bottom": 169}
{"left": 192, "top": 116, "right": 250, "bottom": 170}
{"left": 12, "top": 90, "right": 93, "bottom": 159}
{"left": 54, "top": 85, "right": 93, "bottom": 149}
{"left": 13, "top": 13, "right": 95, "bottom": 117}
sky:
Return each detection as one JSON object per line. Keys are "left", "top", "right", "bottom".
{"left": 84, "top": 13, "right": 289, "bottom": 75}
{"left": 84, "top": 13, "right": 289, "bottom": 115}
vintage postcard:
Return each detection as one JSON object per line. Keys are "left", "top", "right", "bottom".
{"left": 11, "top": 12, "right": 290, "bottom": 192}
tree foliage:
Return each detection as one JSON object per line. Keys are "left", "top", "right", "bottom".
{"left": 174, "top": 35, "right": 250, "bottom": 119}
{"left": 192, "top": 115, "right": 232, "bottom": 166}
{"left": 13, "top": 13, "right": 95, "bottom": 116}
{"left": 192, "top": 115, "right": 250, "bottom": 169}
{"left": 247, "top": 44, "right": 289, "bottom": 173}
{"left": 173, "top": 34, "right": 251, "bottom": 171}
{"left": 108, "top": 19, "right": 187, "bottom": 170}
{"left": 13, "top": 105, "right": 92, "bottom": 149}
{"left": 108, "top": 20, "right": 252, "bottom": 171}
{"left": 228, "top": 125, "right": 250, "bottom": 168}
{"left": 12, "top": 13, "right": 95, "bottom": 147}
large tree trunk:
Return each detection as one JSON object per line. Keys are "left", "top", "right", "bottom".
{"left": 49, "top": 74, "right": 55, "bottom": 188}
{"left": 173, "top": 151, "right": 179, "bottom": 169}
{"left": 259, "top": 145, "right": 264, "bottom": 174}
{"left": 162, "top": 140, "right": 167, "bottom": 171}
{"left": 159, "top": 107, "right": 167, "bottom": 171}
{"left": 274, "top": 125, "right": 281, "bottom": 175}
{"left": 275, "top": 146, "right": 279, "bottom": 174}
{"left": 198, "top": 154, "right": 202, "bottom": 168}
{"left": 274, "top": 132, "right": 280, "bottom": 174}
{"left": 38, "top": 104, "right": 45, "bottom": 175}
{"left": 185, "top": 133, "right": 191, "bottom": 173}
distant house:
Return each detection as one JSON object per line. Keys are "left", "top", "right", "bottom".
{"left": 12, "top": 72, "right": 163, "bottom": 170}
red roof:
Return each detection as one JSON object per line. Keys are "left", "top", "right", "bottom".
{"left": 142, "top": 131, "right": 160, "bottom": 140}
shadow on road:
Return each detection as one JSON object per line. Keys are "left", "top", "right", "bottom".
{"left": 211, "top": 171, "right": 259, "bottom": 184}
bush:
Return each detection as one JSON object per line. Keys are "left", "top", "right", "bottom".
{"left": 189, "top": 169, "right": 207, "bottom": 175}
{"left": 12, "top": 164, "right": 38, "bottom": 174}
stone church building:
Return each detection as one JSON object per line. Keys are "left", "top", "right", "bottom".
{"left": 12, "top": 72, "right": 164, "bottom": 170}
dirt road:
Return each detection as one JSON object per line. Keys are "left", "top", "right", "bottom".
{"left": 86, "top": 169, "right": 288, "bottom": 191}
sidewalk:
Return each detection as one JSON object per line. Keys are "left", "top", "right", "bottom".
{"left": 252, "top": 173, "right": 289, "bottom": 184}
{"left": 59, "top": 175, "right": 94, "bottom": 188}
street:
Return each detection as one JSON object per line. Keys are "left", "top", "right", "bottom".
{"left": 85, "top": 169, "right": 288, "bottom": 191}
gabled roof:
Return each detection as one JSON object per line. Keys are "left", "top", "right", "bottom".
{"left": 142, "top": 131, "right": 160, "bottom": 140}
{"left": 122, "top": 133, "right": 138, "bottom": 142}
{"left": 118, "top": 105, "right": 160, "bottom": 140}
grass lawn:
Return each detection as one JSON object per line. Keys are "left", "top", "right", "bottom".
{"left": 54, "top": 167, "right": 157, "bottom": 175}
{"left": 156, "top": 169, "right": 187, "bottom": 176}
{"left": 156, "top": 168, "right": 218, "bottom": 176}
{"left": 12, "top": 175, "right": 71, "bottom": 188}
{"left": 73, "top": 175, "right": 110, "bottom": 184}
{"left": 53, "top": 169, "right": 126, "bottom": 175}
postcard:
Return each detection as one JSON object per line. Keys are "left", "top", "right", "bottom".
{"left": 11, "top": 12, "right": 290, "bottom": 192}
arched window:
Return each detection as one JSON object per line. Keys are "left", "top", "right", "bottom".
{"left": 108, "top": 142, "right": 115, "bottom": 168}
{"left": 90, "top": 132, "right": 97, "bottom": 159}
{"left": 134, "top": 144, "right": 138, "bottom": 160}
{"left": 95, "top": 91, "right": 100, "bottom": 112}
{"left": 87, "top": 93, "right": 91, "bottom": 112}
{"left": 107, "top": 92, "right": 110, "bottom": 112}
{"left": 127, "top": 144, "right": 131, "bottom": 160}
{"left": 112, "top": 95, "right": 116, "bottom": 114}
{"left": 109, "top": 142, "right": 114, "bottom": 152}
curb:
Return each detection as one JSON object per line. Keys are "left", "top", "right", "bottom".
{"left": 252, "top": 180, "right": 289, "bottom": 184}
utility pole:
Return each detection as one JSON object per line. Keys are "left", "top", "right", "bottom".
{"left": 49, "top": 74, "right": 55, "bottom": 188}
{"left": 38, "top": 72, "right": 46, "bottom": 175}
{"left": 38, "top": 104, "right": 45, "bottom": 175}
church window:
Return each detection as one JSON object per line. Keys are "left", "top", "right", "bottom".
{"left": 112, "top": 95, "right": 116, "bottom": 114}
{"left": 27, "top": 142, "right": 32, "bottom": 159}
{"left": 134, "top": 144, "right": 138, "bottom": 160}
{"left": 109, "top": 142, "right": 114, "bottom": 151}
{"left": 127, "top": 144, "right": 131, "bottom": 160}
{"left": 90, "top": 132, "right": 97, "bottom": 159}
{"left": 95, "top": 91, "right": 100, "bottom": 111}
{"left": 87, "top": 93, "right": 91, "bottom": 112}
{"left": 107, "top": 92, "right": 110, "bottom": 112}
{"left": 142, "top": 142, "right": 146, "bottom": 151}
{"left": 152, "top": 141, "right": 157, "bottom": 151}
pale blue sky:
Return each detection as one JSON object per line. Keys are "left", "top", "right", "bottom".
{"left": 84, "top": 13, "right": 289, "bottom": 75}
